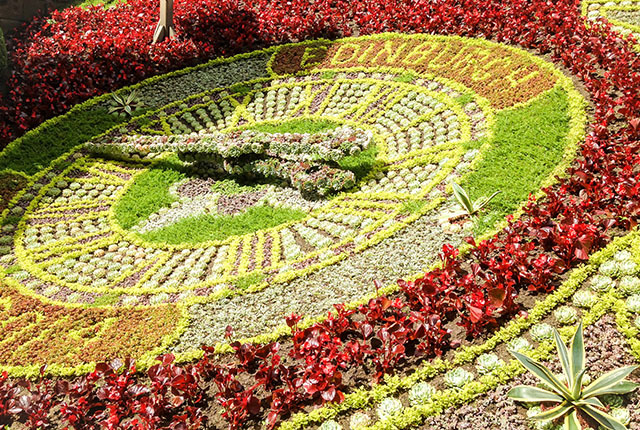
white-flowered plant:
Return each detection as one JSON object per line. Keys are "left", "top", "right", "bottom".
{"left": 554, "top": 306, "right": 579, "bottom": 325}
{"left": 376, "top": 397, "right": 404, "bottom": 421}
{"left": 531, "top": 323, "right": 555, "bottom": 342}
{"left": 349, "top": 412, "right": 371, "bottom": 430}
{"left": 626, "top": 295, "right": 640, "bottom": 313}
{"left": 476, "top": 353, "right": 505, "bottom": 375}
{"left": 444, "top": 367, "right": 474, "bottom": 389}
{"left": 572, "top": 290, "right": 597, "bottom": 308}
{"left": 408, "top": 382, "right": 436, "bottom": 406}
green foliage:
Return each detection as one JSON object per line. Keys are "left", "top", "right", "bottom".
{"left": 463, "top": 87, "right": 571, "bottom": 234}
{"left": 247, "top": 118, "right": 339, "bottom": 134}
{"left": 337, "top": 144, "right": 379, "bottom": 180}
{"left": 114, "top": 162, "right": 185, "bottom": 229}
{"left": 321, "top": 71, "right": 337, "bottom": 80}
{"left": 455, "top": 92, "right": 475, "bottom": 106}
{"left": 508, "top": 322, "right": 639, "bottom": 430}
{"left": 91, "top": 292, "right": 122, "bottom": 306}
{"left": 0, "top": 108, "right": 124, "bottom": 176}
{"left": 229, "top": 83, "right": 253, "bottom": 96}
{"left": 234, "top": 272, "right": 266, "bottom": 291}
{"left": 400, "top": 199, "right": 427, "bottom": 214}
{"left": 210, "top": 178, "right": 265, "bottom": 195}
{"left": 109, "top": 89, "right": 144, "bottom": 117}
{"left": 451, "top": 181, "right": 501, "bottom": 217}
{"left": 140, "top": 205, "right": 306, "bottom": 244}
{"left": 393, "top": 72, "right": 417, "bottom": 83}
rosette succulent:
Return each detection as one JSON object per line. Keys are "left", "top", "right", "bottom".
{"left": 444, "top": 367, "right": 474, "bottom": 389}
{"left": 618, "top": 277, "right": 640, "bottom": 296}
{"left": 408, "top": 382, "right": 436, "bottom": 406}
{"left": 531, "top": 323, "right": 555, "bottom": 342}
{"left": 626, "top": 295, "right": 640, "bottom": 313}
{"left": 589, "top": 275, "right": 613, "bottom": 292}
{"left": 572, "top": 290, "right": 597, "bottom": 308}
{"left": 476, "top": 353, "right": 505, "bottom": 375}
{"left": 509, "top": 337, "right": 532, "bottom": 353}
{"left": 349, "top": 412, "right": 371, "bottom": 430}
{"left": 508, "top": 322, "right": 638, "bottom": 430}
{"left": 319, "top": 420, "right": 342, "bottom": 430}
{"left": 554, "top": 307, "right": 579, "bottom": 325}
{"left": 376, "top": 397, "right": 404, "bottom": 421}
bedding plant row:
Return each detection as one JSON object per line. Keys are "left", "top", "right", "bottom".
{"left": 1, "top": 2, "right": 640, "bottom": 430}
{"left": 0, "top": 0, "right": 631, "bottom": 146}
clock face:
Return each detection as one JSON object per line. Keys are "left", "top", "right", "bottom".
{"left": 0, "top": 33, "right": 585, "bottom": 373}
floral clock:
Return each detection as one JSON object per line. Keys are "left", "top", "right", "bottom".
{"left": 0, "top": 33, "right": 586, "bottom": 377}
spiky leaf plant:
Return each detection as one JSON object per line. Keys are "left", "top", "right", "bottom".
{"left": 450, "top": 181, "right": 501, "bottom": 217}
{"left": 109, "top": 89, "right": 144, "bottom": 116}
{"left": 507, "top": 322, "right": 638, "bottom": 430}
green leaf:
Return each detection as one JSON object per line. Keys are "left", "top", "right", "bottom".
{"left": 507, "top": 386, "right": 564, "bottom": 403}
{"left": 588, "top": 380, "right": 640, "bottom": 396}
{"left": 580, "top": 405, "right": 627, "bottom": 430}
{"left": 451, "top": 181, "right": 473, "bottom": 214}
{"left": 124, "top": 105, "right": 132, "bottom": 115}
{"left": 473, "top": 190, "right": 501, "bottom": 212}
{"left": 570, "top": 322, "right": 585, "bottom": 382}
{"left": 112, "top": 93, "right": 124, "bottom": 104}
{"left": 530, "top": 401, "right": 573, "bottom": 421}
{"left": 583, "top": 366, "right": 638, "bottom": 398}
{"left": 554, "top": 327, "right": 573, "bottom": 387}
{"left": 572, "top": 369, "right": 586, "bottom": 400}
{"left": 576, "top": 397, "right": 604, "bottom": 408}
{"left": 509, "top": 349, "right": 572, "bottom": 398}
{"left": 564, "top": 411, "right": 581, "bottom": 430}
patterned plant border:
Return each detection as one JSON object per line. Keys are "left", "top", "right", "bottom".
{"left": 582, "top": 0, "right": 640, "bottom": 39}
{"left": 0, "top": 33, "right": 586, "bottom": 377}
{"left": 278, "top": 228, "right": 640, "bottom": 429}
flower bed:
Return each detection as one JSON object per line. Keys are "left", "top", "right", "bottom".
{"left": 0, "top": 33, "right": 583, "bottom": 377}
{"left": 1, "top": 0, "right": 640, "bottom": 427}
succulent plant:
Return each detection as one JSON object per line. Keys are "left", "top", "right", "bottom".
{"left": 572, "top": 290, "right": 597, "bottom": 308}
{"left": 444, "top": 367, "right": 474, "bottom": 389}
{"left": 618, "top": 277, "right": 640, "bottom": 296}
{"left": 526, "top": 406, "right": 557, "bottom": 430}
{"left": 376, "top": 397, "right": 404, "bottom": 421}
{"left": 531, "top": 323, "right": 555, "bottom": 342}
{"left": 508, "top": 322, "right": 638, "bottom": 430}
{"left": 610, "top": 408, "right": 631, "bottom": 426}
{"left": 600, "top": 394, "right": 624, "bottom": 408}
{"left": 599, "top": 260, "right": 620, "bottom": 278}
{"left": 408, "top": 382, "right": 436, "bottom": 406}
{"left": 348, "top": 412, "right": 371, "bottom": 430}
{"left": 625, "top": 295, "right": 640, "bottom": 313}
{"left": 509, "top": 337, "right": 532, "bottom": 352}
{"left": 618, "top": 260, "right": 638, "bottom": 276}
{"left": 614, "top": 250, "right": 633, "bottom": 262}
{"left": 318, "top": 419, "right": 342, "bottom": 430}
{"left": 590, "top": 275, "right": 613, "bottom": 292}
{"left": 476, "top": 353, "right": 505, "bottom": 375}
{"left": 554, "top": 306, "right": 579, "bottom": 325}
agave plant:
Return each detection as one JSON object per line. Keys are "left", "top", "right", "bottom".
{"left": 450, "top": 181, "right": 501, "bottom": 217}
{"left": 507, "top": 322, "right": 638, "bottom": 430}
{"left": 109, "top": 89, "right": 144, "bottom": 116}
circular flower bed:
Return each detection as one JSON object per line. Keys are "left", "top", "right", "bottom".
{"left": 0, "top": 33, "right": 584, "bottom": 375}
